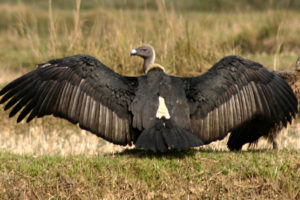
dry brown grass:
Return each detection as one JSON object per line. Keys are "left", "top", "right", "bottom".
{"left": 1, "top": 112, "right": 299, "bottom": 156}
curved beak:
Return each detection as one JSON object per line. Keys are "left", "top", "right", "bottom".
{"left": 130, "top": 49, "right": 137, "bottom": 56}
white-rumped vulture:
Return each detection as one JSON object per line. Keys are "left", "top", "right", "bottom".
{"left": 0, "top": 45, "right": 298, "bottom": 152}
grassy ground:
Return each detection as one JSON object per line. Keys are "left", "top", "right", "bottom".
{"left": 0, "top": 0, "right": 299, "bottom": 199}
{"left": 0, "top": 150, "right": 299, "bottom": 199}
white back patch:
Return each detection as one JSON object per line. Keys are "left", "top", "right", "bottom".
{"left": 156, "top": 96, "right": 170, "bottom": 119}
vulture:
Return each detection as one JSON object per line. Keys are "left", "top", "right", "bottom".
{"left": 0, "top": 45, "right": 298, "bottom": 152}
{"left": 275, "top": 56, "right": 300, "bottom": 107}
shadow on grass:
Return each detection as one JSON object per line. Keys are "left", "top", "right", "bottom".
{"left": 114, "top": 148, "right": 198, "bottom": 159}
{"left": 112, "top": 147, "right": 274, "bottom": 159}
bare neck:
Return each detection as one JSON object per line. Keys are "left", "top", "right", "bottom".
{"left": 143, "top": 51, "right": 155, "bottom": 73}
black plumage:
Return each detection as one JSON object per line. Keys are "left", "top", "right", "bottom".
{"left": 0, "top": 45, "right": 298, "bottom": 152}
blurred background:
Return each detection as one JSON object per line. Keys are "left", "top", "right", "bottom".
{"left": 0, "top": 0, "right": 299, "bottom": 155}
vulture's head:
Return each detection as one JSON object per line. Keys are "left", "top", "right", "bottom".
{"left": 131, "top": 45, "right": 156, "bottom": 73}
{"left": 296, "top": 56, "right": 300, "bottom": 71}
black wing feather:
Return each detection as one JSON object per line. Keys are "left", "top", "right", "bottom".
{"left": 0, "top": 54, "right": 138, "bottom": 145}
{"left": 183, "top": 55, "right": 297, "bottom": 147}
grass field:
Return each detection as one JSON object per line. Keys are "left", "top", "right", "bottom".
{"left": 0, "top": 150, "right": 299, "bottom": 199}
{"left": 0, "top": 0, "right": 299, "bottom": 199}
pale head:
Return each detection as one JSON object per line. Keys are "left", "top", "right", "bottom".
{"left": 131, "top": 44, "right": 156, "bottom": 73}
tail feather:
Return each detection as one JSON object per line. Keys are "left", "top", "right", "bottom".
{"left": 135, "top": 127, "right": 168, "bottom": 152}
{"left": 135, "top": 118, "right": 203, "bottom": 152}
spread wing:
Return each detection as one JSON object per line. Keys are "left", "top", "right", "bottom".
{"left": 183, "top": 55, "right": 298, "bottom": 147}
{"left": 0, "top": 54, "right": 138, "bottom": 145}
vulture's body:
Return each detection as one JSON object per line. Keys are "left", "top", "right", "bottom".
{"left": 0, "top": 45, "right": 297, "bottom": 152}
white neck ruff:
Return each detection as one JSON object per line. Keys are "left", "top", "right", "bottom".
{"left": 145, "top": 63, "right": 165, "bottom": 74}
